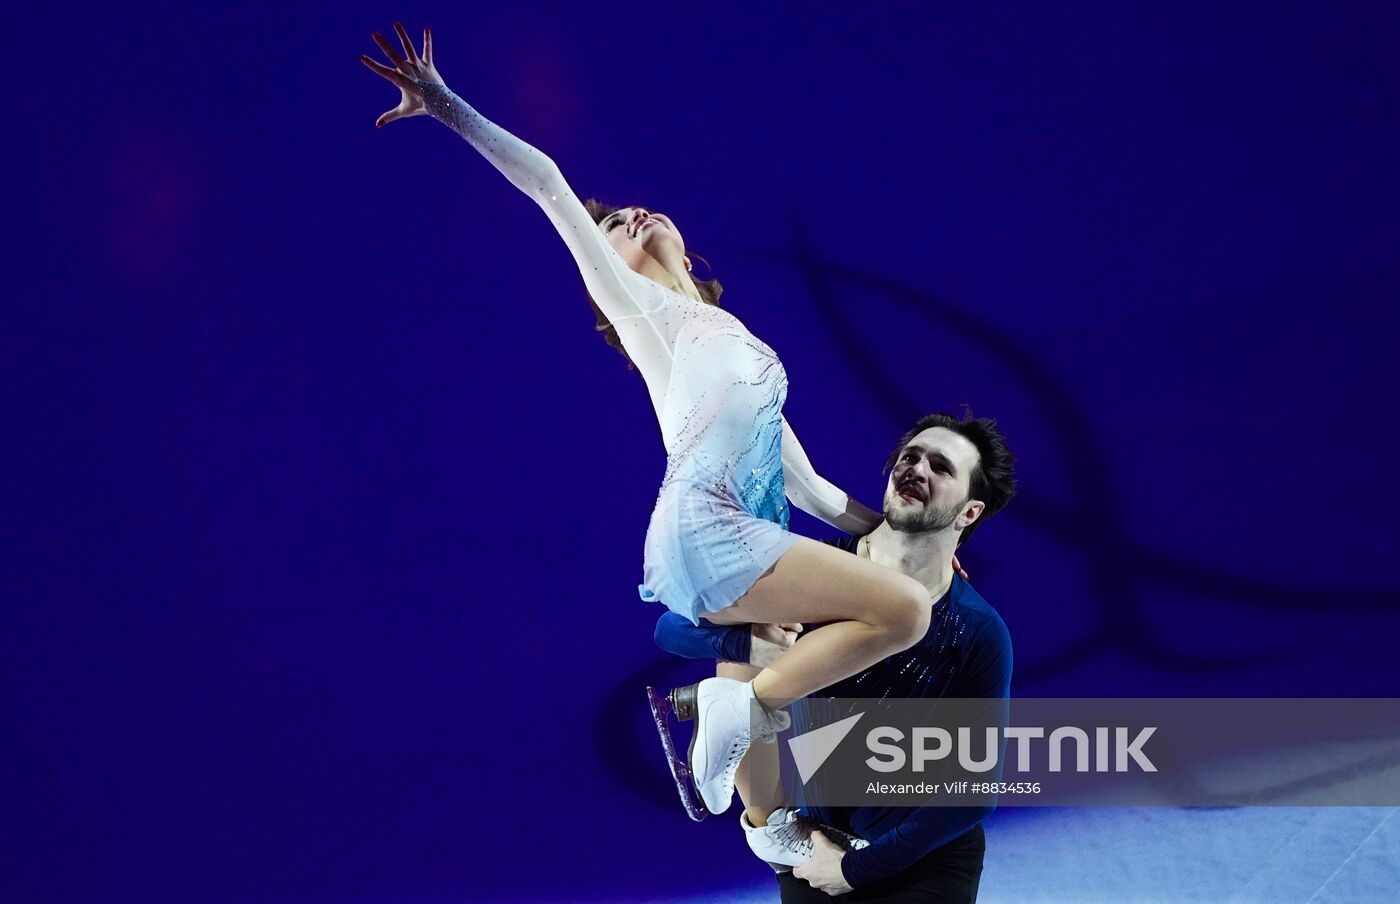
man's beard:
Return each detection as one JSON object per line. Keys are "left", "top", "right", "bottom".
{"left": 884, "top": 491, "right": 966, "bottom": 534}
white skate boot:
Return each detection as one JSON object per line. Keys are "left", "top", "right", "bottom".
{"left": 741, "top": 807, "right": 872, "bottom": 872}
{"left": 687, "top": 678, "right": 788, "bottom": 815}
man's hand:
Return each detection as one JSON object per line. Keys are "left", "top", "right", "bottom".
{"left": 749, "top": 623, "right": 802, "bottom": 668}
{"left": 792, "top": 830, "right": 852, "bottom": 896}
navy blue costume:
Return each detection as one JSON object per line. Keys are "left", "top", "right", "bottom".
{"left": 654, "top": 536, "right": 1012, "bottom": 893}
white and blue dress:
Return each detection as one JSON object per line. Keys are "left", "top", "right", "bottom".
{"left": 422, "top": 83, "right": 861, "bottom": 624}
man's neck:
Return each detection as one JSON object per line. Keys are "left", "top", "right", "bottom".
{"left": 860, "top": 521, "right": 955, "bottom": 601}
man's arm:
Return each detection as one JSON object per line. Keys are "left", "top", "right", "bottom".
{"left": 654, "top": 613, "right": 804, "bottom": 667}
{"left": 654, "top": 612, "right": 750, "bottom": 663}
{"left": 840, "top": 612, "right": 1013, "bottom": 889}
{"left": 838, "top": 805, "right": 994, "bottom": 890}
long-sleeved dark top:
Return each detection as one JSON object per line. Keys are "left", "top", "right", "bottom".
{"left": 652, "top": 535, "right": 1013, "bottom": 890}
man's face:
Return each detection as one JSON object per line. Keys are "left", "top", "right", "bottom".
{"left": 883, "top": 427, "right": 984, "bottom": 534}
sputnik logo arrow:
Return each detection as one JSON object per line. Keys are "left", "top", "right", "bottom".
{"left": 787, "top": 712, "right": 865, "bottom": 783}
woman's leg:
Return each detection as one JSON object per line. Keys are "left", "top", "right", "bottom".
{"left": 704, "top": 536, "right": 932, "bottom": 706}
{"left": 683, "top": 537, "right": 930, "bottom": 815}
{"left": 718, "top": 660, "right": 782, "bottom": 826}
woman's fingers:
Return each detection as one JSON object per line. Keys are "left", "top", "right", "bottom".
{"left": 373, "top": 31, "right": 406, "bottom": 70}
{"left": 363, "top": 24, "right": 434, "bottom": 127}
{"left": 951, "top": 553, "right": 968, "bottom": 579}
{"left": 360, "top": 54, "right": 412, "bottom": 89}
{"left": 393, "top": 21, "right": 418, "bottom": 62}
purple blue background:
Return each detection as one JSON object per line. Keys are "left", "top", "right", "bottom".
{"left": 8, "top": 2, "right": 1400, "bottom": 901}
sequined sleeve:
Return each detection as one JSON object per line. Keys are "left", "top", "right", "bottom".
{"left": 418, "top": 82, "right": 680, "bottom": 399}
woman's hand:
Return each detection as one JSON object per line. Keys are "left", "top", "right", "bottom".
{"left": 360, "top": 22, "right": 444, "bottom": 128}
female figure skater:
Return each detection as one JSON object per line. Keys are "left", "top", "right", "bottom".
{"left": 361, "top": 24, "right": 969, "bottom": 816}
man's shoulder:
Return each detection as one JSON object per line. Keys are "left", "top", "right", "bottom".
{"left": 950, "top": 577, "right": 1012, "bottom": 649}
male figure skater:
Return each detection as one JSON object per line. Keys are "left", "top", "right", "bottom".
{"left": 655, "top": 412, "right": 1015, "bottom": 901}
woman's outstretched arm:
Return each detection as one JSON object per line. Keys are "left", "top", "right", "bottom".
{"left": 360, "top": 24, "right": 677, "bottom": 383}
{"left": 780, "top": 417, "right": 883, "bottom": 534}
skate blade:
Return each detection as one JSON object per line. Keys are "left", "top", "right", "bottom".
{"left": 645, "top": 686, "right": 709, "bottom": 822}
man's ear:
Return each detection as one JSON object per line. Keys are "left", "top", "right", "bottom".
{"left": 959, "top": 499, "right": 986, "bottom": 530}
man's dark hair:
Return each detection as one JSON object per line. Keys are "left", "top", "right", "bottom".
{"left": 884, "top": 411, "right": 1017, "bottom": 546}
